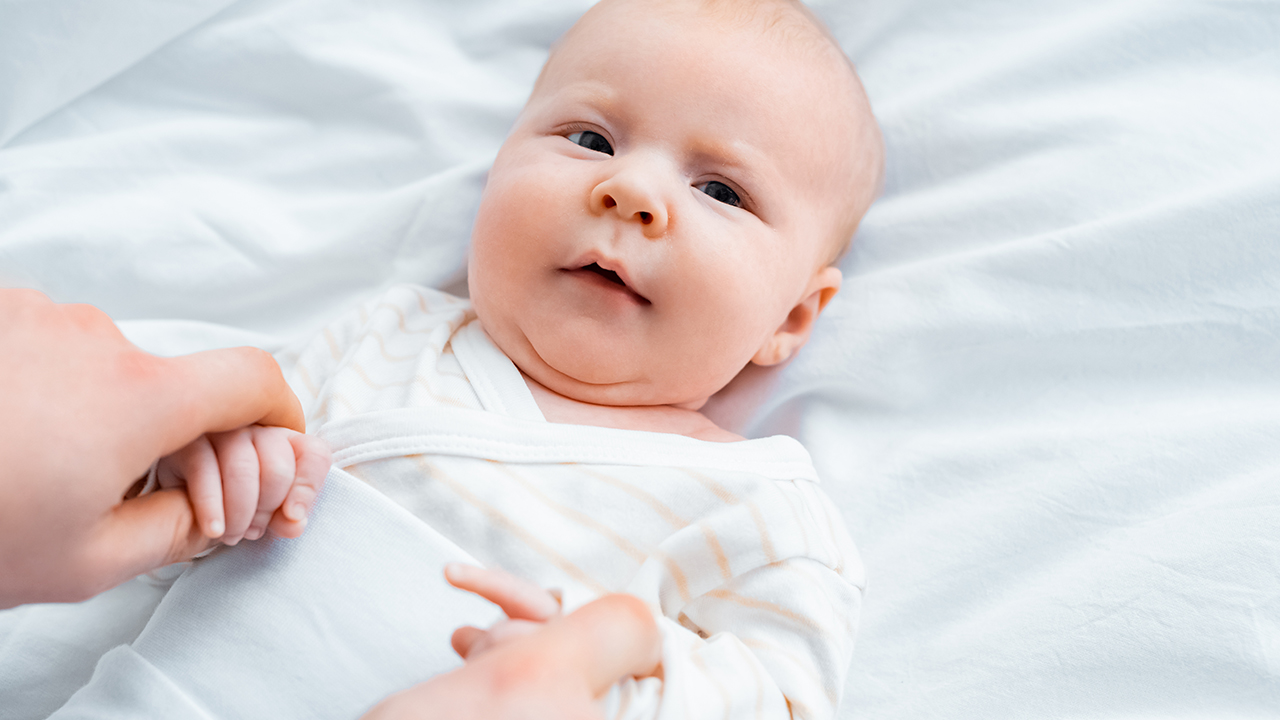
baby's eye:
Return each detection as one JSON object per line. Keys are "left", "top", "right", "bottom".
{"left": 567, "top": 131, "right": 613, "bottom": 156}
{"left": 698, "top": 181, "right": 742, "bottom": 208}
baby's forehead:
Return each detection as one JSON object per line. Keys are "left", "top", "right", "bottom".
{"left": 546, "top": 0, "right": 867, "bottom": 148}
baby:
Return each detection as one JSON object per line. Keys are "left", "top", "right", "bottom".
{"left": 161, "top": 0, "right": 883, "bottom": 716}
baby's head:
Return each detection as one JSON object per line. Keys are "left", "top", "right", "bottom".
{"left": 469, "top": 0, "right": 883, "bottom": 409}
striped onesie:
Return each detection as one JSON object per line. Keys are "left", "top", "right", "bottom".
{"left": 282, "top": 284, "right": 865, "bottom": 720}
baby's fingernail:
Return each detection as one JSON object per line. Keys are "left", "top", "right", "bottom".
{"left": 286, "top": 503, "right": 306, "bottom": 521}
{"left": 246, "top": 527, "right": 263, "bottom": 541}
{"left": 208, "top": 519, "right": 224, "bottom": 537}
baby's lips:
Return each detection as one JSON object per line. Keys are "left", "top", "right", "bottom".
{"left": 566, "top": 251, "right": 650, "bottom": 301}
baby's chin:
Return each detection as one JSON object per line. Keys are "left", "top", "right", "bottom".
{"left": 480, "top": 310, "right": 726, "bottom": 408}
{"left": 519, "top": 343, "right": 712, "bottom": 409}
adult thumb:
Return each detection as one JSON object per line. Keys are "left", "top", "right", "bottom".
{"left": 91, "top": 489, "right": 213, "bottom": 589}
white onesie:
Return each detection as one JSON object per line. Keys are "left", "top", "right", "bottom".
{"left": 283, "top": 284, "right": 866, "bottom": 720}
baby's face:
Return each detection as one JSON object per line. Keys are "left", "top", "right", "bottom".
{"left": 469, "top": 0, "right": 873, "bottom": 408}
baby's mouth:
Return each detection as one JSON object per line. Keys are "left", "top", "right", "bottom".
{"left": 573, "top": 262, "right": 650, "bottom": 304}
{"left": 584, "top": 262, "right": 624, "bottom": 286}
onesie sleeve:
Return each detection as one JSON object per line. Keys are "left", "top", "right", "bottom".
{"left": 274, "top": 295, "right": 377, "bottom": 429}
{"left": 605, "top": 482, "right": 864, "bottom": 720}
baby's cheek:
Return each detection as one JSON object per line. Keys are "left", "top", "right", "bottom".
{"left": 655, "top": 314, "right": 755, "bottom": 400}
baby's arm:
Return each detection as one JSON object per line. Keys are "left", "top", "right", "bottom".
{"left": 439, "top": 532, "right": 858, "bottom": 719}
{"left": 155, "top": 425, "right": 331, "bottom": 545}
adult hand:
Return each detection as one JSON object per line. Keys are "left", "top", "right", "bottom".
{"left": 0, "top": 289, "right": 306, "bottom": 608}
{"left": 362, "top": 592, "right": 661, "bottom": 720}
{"left": 362, "top": 634, "right": 603, "bottom": 720}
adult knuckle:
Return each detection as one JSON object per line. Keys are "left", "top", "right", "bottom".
{"left": 604, "top": 591, "right": 651, "bottom": 622}
{"left": 111, "top": 346, "right": 168, "bottom": 392}
{"left": 233, "top": 346, "right": 281, "bottom": 378}
{"left": 485, "top": 655, "right": 533, "bottom": 693}
{"left": 63, "top": 302, "right": 114, "bottom": 331}
{"left": 3, "top": 287, "right": 49, "bottom": 310}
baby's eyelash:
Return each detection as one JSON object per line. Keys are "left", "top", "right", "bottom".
{"left": 560, "top": 123, "right": 612, "bottom": 144}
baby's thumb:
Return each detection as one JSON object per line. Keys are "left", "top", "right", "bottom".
{"left": 93, "top": 489, "right": 213, "bottom": 586}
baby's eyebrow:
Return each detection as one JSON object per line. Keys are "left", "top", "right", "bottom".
{"left": 547, "top": 81, "right": 618, "bottom": 114}
{"left": 688, "top": 140, "right": 772, "bottom": 197}
{"left": 689, "top": 141, "right": 759, "bottom": 173}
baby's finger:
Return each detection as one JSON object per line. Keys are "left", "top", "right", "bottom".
{"left": 451, "top": 625, "right": 487, "bottom": 659}
{"left": 208, "top": 428, "right": 259, "bottom": 545}
{"left": 444, "top": 563, "right": 561, "bottom": 621}
{"left": 246, "top": 426, "right": 296, "bottom": 541}
{"left": 286, "top": 433, "right": 331, "bottom": 523}
{"left": 159, "top": 436, "right": 225, "bottom": 539}
{"left": 265, "top": 433, "right": 331, "bottom": 539}
{"left": 452, "top": 619, "right": 544, "bottom": 659}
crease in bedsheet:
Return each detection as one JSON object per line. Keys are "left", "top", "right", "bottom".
{"left": 0, "top": 0, "right": 243, "bottom": 147}
{"left": 859, "top": 164, "right": 1280, "bottom": 278}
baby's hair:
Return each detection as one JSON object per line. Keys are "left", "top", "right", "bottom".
{"left": 693, "top": 0, "right": 884, "bottom": 265}
{"left": 695, "top": 0, "right": 841, "bottom": 58}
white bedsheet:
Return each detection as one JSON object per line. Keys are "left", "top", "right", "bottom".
{"left": 2, "top": 0, "right": 1278, "bottom": 716}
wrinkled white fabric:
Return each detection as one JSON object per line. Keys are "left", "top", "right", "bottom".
{"left": 2, "top": 0, "right": 1278, "bottom": 717}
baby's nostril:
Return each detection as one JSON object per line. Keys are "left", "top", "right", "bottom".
{"left": 639, "top": 211, "right": 652, "bottom": 224}
{"left": 602, "top": 195, "right": 617, "bottom": 209}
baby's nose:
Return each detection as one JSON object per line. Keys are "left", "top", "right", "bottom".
{"left": 599, "top": 194, "right": 654, "bottom": 225}
{"left": 591, "top": 168, "right": 669, "bottom": 237}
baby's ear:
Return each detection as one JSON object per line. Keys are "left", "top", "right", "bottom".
{"left": 751, "top": 266, "right": 842, "bottom": 367}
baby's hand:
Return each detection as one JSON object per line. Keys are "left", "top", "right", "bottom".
{"left": 445, "top": 563, "right": 562, "bottom": 660}
{"left": 156, "top": 425, "right": 331, "bottom": 546}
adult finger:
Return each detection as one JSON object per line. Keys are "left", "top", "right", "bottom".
{"left": 444, "top": 563, "right": 562, "bottom": 621}
{"left": 59, "top": 301, "right": 127, "bottom": 338}
{"left": 83, "top": 489, "right": 213, "bottom": 596}
{"left": 209, "top": 429, "right": 259, "bottom": 545}
{"left": 150, "top": 347, "right": 305, "bottom": 459}
{"left": 247, "top": 426, "right": 296, "bottom": 541}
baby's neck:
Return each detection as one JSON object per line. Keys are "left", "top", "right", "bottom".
{"left": 521, "top": 373, "right": 743, "bottom": 443}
